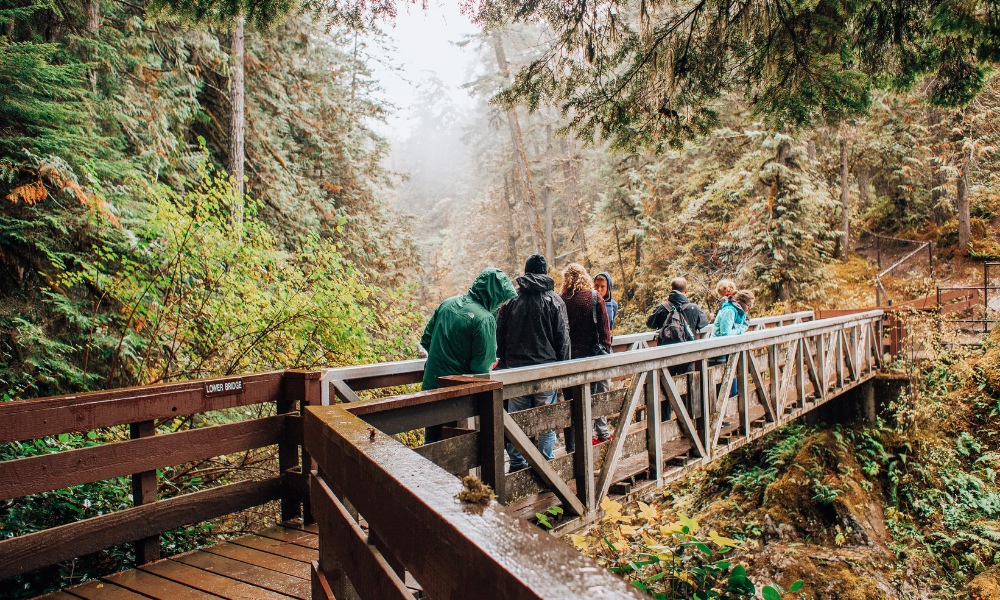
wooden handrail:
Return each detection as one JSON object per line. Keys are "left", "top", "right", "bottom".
{"left": 0, "top": 369, "right": 321, "bottom": 580}
{"left": 304, "top": 401, "right": 648, "bottom": 600}
{"left": 319, "top": 312, "right": 818, "bottom": 404}
{"left": 491, "top": 311, "right": 881, "bottom": 398}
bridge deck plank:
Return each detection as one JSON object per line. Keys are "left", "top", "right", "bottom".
{"left": 35, "top": 524, "right": 321, "bottom": 600}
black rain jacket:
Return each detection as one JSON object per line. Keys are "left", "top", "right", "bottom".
{"left": 646, "top": 291, "right": 710, "bottom": 335}
{"left": 496, "top": 274, "right": 570, "bottom": 369}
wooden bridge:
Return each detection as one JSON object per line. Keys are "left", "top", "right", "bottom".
{"left": 1, "top": 309, "right": 886, "bottom": 600}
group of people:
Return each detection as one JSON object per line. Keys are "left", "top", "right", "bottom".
{"left": 418, "top": 254, "right": 755, "bottom": 473}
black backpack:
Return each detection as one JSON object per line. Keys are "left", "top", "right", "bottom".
{"left": 656, "top": 302, "right": 695, "bottom": 345}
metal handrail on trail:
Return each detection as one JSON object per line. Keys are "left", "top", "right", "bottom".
{"left": 855, "top": 228, "right": 934, "bottom": 306}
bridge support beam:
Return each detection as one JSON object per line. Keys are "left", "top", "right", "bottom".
{"left": 861, "top": 380, "right": 876, "bottom": 427}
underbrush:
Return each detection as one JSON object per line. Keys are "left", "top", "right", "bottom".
{"left": 569, "top": 329, "right": 1000, "bottom": 598}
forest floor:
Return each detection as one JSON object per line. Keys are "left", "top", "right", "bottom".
{"left": 568, "top": 332, "right": 1000, "bottom": 598}
{"left": 568, "top": 242, "right": 1000, "bottom": 599}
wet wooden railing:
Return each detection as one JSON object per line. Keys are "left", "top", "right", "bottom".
{"left": 304, "top": 383, "right": 648, "bottom": 600}
{"left": 0, "top": 369, "right": 320, "bottom": 581}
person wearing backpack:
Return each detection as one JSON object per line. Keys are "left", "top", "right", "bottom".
{"left": 560, "top": 263, "right": 613, "bottom": 449}
{"left": 647, "top": 278, "right": 710, "bottom": 375}
{"left": 496, "top": 254, "right": 571, "bottom": 472}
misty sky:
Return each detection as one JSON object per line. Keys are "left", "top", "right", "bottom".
{"left": 372, "top": 2, "right": 482, "bottom": 140}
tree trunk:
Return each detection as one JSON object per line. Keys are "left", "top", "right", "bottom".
{"left": 957, "top": 161, "right": 971, "bottom": 252}
{"left": 543, "top": 124, "right": 554, "bottom": 265}
{"left": 83, "top": 0, "right": 100, "bottom": 90}
{"left": 807, "top": 139, "right": 816, "bottom": 161}
{"left": 228, "top": 16, "right": 246, "bottom": 238}
{"left": 857, "top": 166, "right": 870, "bottom": 207}
{"left": 840, "top": 135, "right": 850, "bottom": 261}
{"left": 502, "top": 173, "right": 519, "bottom": 271}
{"left": 561, "top": 138, "right": 590, "bottom": 271}
{"left": 491, "top": 33, "right": 543, "bottom": 256}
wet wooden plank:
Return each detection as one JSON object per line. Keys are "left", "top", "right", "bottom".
{"left": 201, "top": 542, "right": 311, "bottom": 579}
{"left": 103, "top": 568, "right": 218, "bottom": 599}
{"left": 413, "top": 432, "right": 479, "bottom": 474}
{"left": 0, "top": 371, "right": 285, "bottom": 444}
{"left": 173, "top": 549, "right": 309, "bottom": 599}
{"left": 0, "top": 477, "right": 285, "bottom": 580}
{"left": 0, "top": 416, "right": 286, "bottom": 501}
{"left": 140, "top": 558, "right": 291, "bottom": 600}
{"left": 254, "top": 525, "right": 319, "bottom": 550}
{"left": 228, "top": 534, "right": 317, "bottom": 563}
{"left": 281, "top": 521, "right": 319, "bottom": 535}
{"left": 62, "top": 580, "right": 150, "bottom": 600}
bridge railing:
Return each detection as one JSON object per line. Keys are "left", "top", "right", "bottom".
{"left": 318, "top": 311, "right": 817, "bottom": 405}
{"left": 0, "top": 369, "right": 320, "bottom": 582}
{"left": 332, "top": 311, "right": 881, "bottom": 534}
{"left": 304, "top": 382, "right": 648, "bottom": 600}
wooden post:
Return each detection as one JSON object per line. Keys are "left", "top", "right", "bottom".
{"left": 570, "top": 384, "right": 595, "bottom": 513}
{"left": 861, "top": 380, "right": 876, "bottom": 426}
{"left": 816, "top": 334, "right": 826, "bottom": 397}
{"left": 283, "top": 370, "right": 321, "bottom": 522}
{"left": 699, "top": 359, "right": 711, "bottom": 458}
{"left": 645, "top": 370, "right": 662, "bottom": 486}
{"left": 477, "top": 387, "right": 505, "bottom": 502}
{"left": 131, "top": 420, "right": 159, "bottom": 565}
{"left": 836, "top": 329, "right": 845, "bottom": 390}
{"left": 795, "top": 338, "right": 805, "bottom": 408}
{"left": 312, "top": 474, "right": 362, "bottom": 600}
{"left": 767, "top": 345, "right": 778, "bottom": 410}
{"left": 737, "top": 352, "right": 750, "bottom": 436}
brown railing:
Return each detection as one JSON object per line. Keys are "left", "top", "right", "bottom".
{"left": 304, "top": 380, "right": 648, "bottom": 600}
{"left": 0, "top": 369, "right": 319, "bottom": 581}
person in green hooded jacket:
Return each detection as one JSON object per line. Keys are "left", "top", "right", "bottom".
{"left": 419, "top": 267, "right": 516, "bottom": 444}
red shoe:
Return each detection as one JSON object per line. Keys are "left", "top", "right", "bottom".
{"left": 593, "top": 434, "right": 612, "bottom": 445}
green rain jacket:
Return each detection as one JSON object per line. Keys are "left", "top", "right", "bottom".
{"left": 420, "top": 268, "right": 516, "bottom": 390}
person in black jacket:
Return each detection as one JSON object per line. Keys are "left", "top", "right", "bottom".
{"left": 496, "top": 254, "right": 570, "bottom": 472}
{"left": 647, "top": 277, "right": 710, "bottom": 336}
{"left": 648, "top": 277, "right": 710, "bottom": 376}
{"left": 647, "top": 277, "right": 710, "bottom": 422}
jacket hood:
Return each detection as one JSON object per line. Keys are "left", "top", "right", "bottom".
{"left": 468, "top": 268, "right": 517, "bottom": 315}
{"left": 668, "top": 290, "right": 690, "bottom": 305}
{"left": 596, "top": 272, "right": 614, "bottom": 301}
{"left": 515, "top": 273, "right": 555, "bottom": 294}
{"left": 722, "top": 299, "right": 746, "bottom": 318}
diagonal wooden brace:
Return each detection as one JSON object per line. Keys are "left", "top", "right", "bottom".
{"left": 503, "top": 413, "right": 586, "bottom": 517}
{"left": 594, "top": 371, "right": 647, "bottom": 503}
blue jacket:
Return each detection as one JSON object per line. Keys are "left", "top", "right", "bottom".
{"left": 596, "top": 272, "right": 618, "bottom": 330}
{"left": 711, "top": 300, "right": 748, "bottom": 338}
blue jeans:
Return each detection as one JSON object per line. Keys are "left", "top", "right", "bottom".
{"left": 506, "top": 391, "right": 557, "bottom": 472}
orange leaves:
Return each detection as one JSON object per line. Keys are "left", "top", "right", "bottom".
{"left": 320, "top": 183, "right": 343, "bottom": 193}
{"left": 6, "top": 181, "right": 47, "bottom": 204}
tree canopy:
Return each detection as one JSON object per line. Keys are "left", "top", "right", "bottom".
{"left": 469, "top": 0, "right": 1000, "bottom": 151}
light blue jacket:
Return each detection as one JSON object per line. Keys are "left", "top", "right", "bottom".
{"left": 711, "top": 300, "right": 748, "bottom": 338}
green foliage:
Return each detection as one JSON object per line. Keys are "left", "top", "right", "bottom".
{"left": 476, "top": 0, "right": 1000, "bottom": 151}
{"left": 575, "top": 498, "right": 804, "bottom": 599}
